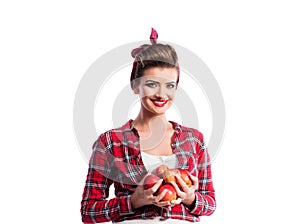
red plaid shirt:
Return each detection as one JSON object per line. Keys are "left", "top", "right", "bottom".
{"left": 81, "top": 120, "right": 216, "bottom": 223}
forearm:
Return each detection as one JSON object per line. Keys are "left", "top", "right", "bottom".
{"left": 187, "top": 191, "right": 216, "bottom": 216}
{"left": 81, "top": 195, "right": 135, "bottom": 223}
{"left": 191, "top": 131, "right": 216, "bottom": 216}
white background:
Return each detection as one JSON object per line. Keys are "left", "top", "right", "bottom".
{"left": 1, "top": 0, "right": 299, "bottom": 223}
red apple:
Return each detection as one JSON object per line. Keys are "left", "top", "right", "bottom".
{"left": 157, "top": 184, "right": 177, "bottom": 202}
{"left": 163, "top": 168, "right": 179, "bottom": 184}
{"left": 154, "top": 165, "right": 169, "bottom": 178}
{"left": 169, "top": 168, "right": 180, "bottom": 176}
{"left": 143, "top": 174, "right": 161, "bottom": 190}
{"left": 178, "top": 169, "right": 192, "bottom": 188}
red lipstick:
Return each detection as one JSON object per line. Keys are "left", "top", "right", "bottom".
{"left": 151, "top": 99, "right": 168, "bottom": 107}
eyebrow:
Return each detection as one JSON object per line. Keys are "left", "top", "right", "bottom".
{"left": 145, "top": 80, "right": 176, "bottom": 84}
{"left": 145, "top": 80, "right": 159, "bottom": 83}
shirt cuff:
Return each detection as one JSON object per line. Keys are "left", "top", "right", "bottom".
{"left": 187, "top": 191, "right": 202, "bottom": 214}
{"left": 119, "top": 195, "right": 135, "bottom": 216}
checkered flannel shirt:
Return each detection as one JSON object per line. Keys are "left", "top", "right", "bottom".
{"left": 81, "top": 120, "right": 216, "bottom": 223}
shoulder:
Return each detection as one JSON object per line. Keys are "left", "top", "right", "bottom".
{"left": 93, "top": 120, "right": 133, "bottom": 148}
{"left": 170, "top": 120, "right": 204, "bottom": 142}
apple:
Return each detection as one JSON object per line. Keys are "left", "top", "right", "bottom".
{"left": 157, "top": 184, "right": 177, "bottom": 202}
{"left": 143, "top": 174, "right": 161, "bottom": 190}
{"left": 163, "top": 168, "right": 179, "bottom": 184}
{"left": 178, "top": 169, "right": 192, "bottom": 188}
{"left": 154, "top": 164, "right": 169, "bottom": 178}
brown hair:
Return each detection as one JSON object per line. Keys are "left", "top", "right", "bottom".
{"left": 130, "top": 31, "right": 180, "bottom": 89}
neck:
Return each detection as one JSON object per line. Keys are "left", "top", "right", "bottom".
{"left": 133, "top": 110, "right": 169, "bottom": 132}
{"left": 133, "top": 111, "right": 172, "bottom": 150}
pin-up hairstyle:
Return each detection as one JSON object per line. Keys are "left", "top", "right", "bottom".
{"left": 130, "top": 28, "right": 180, "bottom": 89}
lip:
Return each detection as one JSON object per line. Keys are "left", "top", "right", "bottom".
{"left": 151, "top": 99, "right": 168, "bottom": 107}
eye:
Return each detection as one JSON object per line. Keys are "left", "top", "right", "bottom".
{"left": 145, "top": 82, "right": 158, "bottom": 88}
{"left": 166, "top": 83, "right": 176, "bottom": 89}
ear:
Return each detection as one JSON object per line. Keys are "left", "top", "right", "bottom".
{"left": 133, "top": 89, "right": 139, "bottom": 94}
{"left": 132, "top": 82, "right": 140, "bottom": 94}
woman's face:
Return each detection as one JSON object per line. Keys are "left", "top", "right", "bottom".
{"left": 133, "top": 67, "right": 178, "bottom": 116}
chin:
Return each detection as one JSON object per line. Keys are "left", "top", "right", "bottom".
{"left": 152, "top": 104, "right": 171, "bottom": 115}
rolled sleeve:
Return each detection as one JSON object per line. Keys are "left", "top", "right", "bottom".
{"left": 188, "top": 191, "right": 216, "bottom": 216}
{"left": 119, "top": 195, "right": 136, "bottom": 216}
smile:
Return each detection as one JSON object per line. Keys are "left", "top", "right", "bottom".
{"left": 151, "top": 99, "right": 168, "bottom": 107}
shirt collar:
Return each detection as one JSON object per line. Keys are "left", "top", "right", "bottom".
{"left": 121, "top": 119, "right": 182, "bottom": 133}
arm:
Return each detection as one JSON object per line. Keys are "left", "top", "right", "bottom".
{"left": 169, "top": 130, "right": 216, "bottom": 216}
{"left": 188, "top": 131, "right": 216, "bottom": 216}
{"left": 80, "top": 134, "right": 135, "bottom": 223}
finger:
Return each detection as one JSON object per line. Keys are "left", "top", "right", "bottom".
{"left": 154, "top": 201, "right": 171, "bottom": 207}
{"left": 170, "top": 181, "right": 182, "bottom": 195}
{"left": 170, "top": 181, "right": 187, "bottom": 200}
{"left": 156, "top": 203, "right": 172, "bottom": 211}
{"left": 137, "top": 171, "right": 153, "bottom": 186}
{"left": 188, "top": 173, "right": 199, "bottom": 188}
{"left": 151, "top": 179, "right": 164, "bottom": 192}
{"left": 170, "top": 197, "right": 182, "bottom": 205}
{"left": 174, "top": 175, "right": 189, "bottom": 193}
{"left": 154, "top": 189, "right": 168, "bottom": 203}
{"left": 146, "top": 179, "right": 163, "bottom": 195}
{"left": 153, "top": 200, "right": 172, "bottom": 212}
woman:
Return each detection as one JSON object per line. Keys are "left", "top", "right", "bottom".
{"left": 81, "top": 28, "right": 216, "bottom": 223}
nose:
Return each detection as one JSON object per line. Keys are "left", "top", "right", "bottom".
{"left": 155, "top": 86, "right": 167, "bottom": 98}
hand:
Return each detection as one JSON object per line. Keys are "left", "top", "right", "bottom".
{"left": 130, "top": 178, "right": 164, "bottom": 209}
{"left": 130, "top": 175, "right": 182, "bottom": 211}
{"left": 153, "top": 195, "right": 182, "bottom": 211}
{"left": 170, "top": 173, "right": 198, "bottom": 207}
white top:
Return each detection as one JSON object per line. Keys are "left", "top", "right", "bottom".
{"left": 140, "top": 151, "right": 178, "bottom": 172}
{"left": 118, "top": 154, "right": 192, "bottom": 224}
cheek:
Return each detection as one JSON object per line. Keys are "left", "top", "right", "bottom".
{"left": 139, "top": 87, "right": 156, "bottom": 98}
{"left": 167, "top": 90, "right": 176, "bottom": 99}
